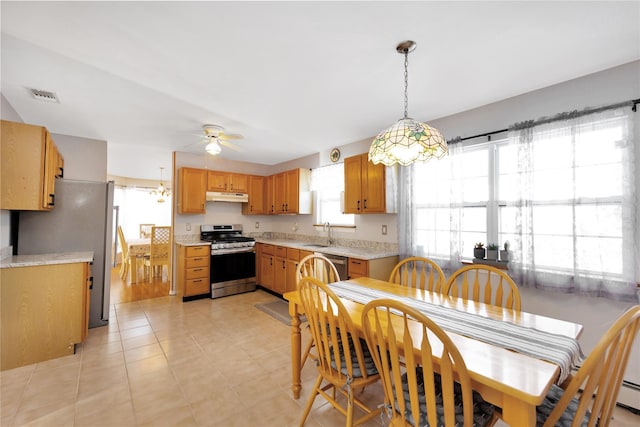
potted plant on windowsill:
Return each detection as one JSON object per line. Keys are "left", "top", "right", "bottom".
{"left": 500, "top": 241, "right": 510, "bottom": 263}
{"left": 474, "top": 242, "right": 485, "bottom": 260}
{"left": 486, "top": 243, "right": 499, "bottom": 261}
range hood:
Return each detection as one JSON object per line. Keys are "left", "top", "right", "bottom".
{"left": 206, "top": 191, "right": 248, "bottom": 203}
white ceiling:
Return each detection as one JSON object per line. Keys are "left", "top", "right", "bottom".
{"left": 2, "top": 1, "right": 639, "bottom": 180}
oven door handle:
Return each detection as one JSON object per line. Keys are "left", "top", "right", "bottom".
{"left": 211, "top": 247, "right": 256, "bottom": 255}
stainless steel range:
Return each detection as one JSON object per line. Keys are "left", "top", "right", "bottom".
{"left": 200, "top": 224, "right": 256, "bottom": 299}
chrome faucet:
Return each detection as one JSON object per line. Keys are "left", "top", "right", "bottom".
{"left": 323, "top": 222, "right": 333, "bottom": 246}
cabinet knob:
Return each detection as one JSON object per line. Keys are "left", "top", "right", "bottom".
{"left": 363, "top": 199, "right": 367, "bottom": 209}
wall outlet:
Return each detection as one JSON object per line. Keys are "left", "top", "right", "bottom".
{"left": 382, "top": 225, "right": 387, "bottom": 235}
{"left": 255, "top": 221, "right": 260, "bottom": 229}
{"left": 186, "top": 223, "right": 191, "bottom": 231}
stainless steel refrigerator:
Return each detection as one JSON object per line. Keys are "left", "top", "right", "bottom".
{"left": 17, "top": 179, "right": 114, "bottom": 328}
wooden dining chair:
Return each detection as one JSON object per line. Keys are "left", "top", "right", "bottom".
{"left": 139, "top": 223, "right": 154, "bottom": 238}
{"left": 295, "top": 253, "right": 341, "bottom": 367}
{"left": 298, "top": 277, "right": 382, "bottom": 427}
{"left": 444, "top": 264, "right": 522, "bottom": 311}
{"left": 388, "top": 256, "right": 446, "bottom": 293}
{"left": 362, "top": 298, "right": 498, "bottom": 427}
{"left": 117, "top": 226, "right": 135, "bottom": 281}
{"left": 144, "top": 226, "right": 170, "bottom": 281}
{"left": 535, "top": 305, "right": 640, "bottom": 427}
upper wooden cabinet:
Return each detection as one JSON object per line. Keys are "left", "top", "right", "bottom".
{"left": 207, "top": 171, "right": 248, "bottom": 193}
{"left": 270, "top": 168, "right": 311, "bottom": 215}
{"left": 178, "top": 167, "right": 207, "bottom": 214}
{"left": 1, "top": 120, "right": 64, "bottom": 211}
{"left": 343, "top": 153, "right": 386, "bottom": 214}
{"left": 242, "top": 175, "right": 266, "bottom": 215}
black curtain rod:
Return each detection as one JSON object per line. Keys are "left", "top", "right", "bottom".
{"left": 448, "top": 97, "right": 639, "bottom": 144}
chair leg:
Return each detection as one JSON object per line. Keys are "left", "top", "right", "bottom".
{"left": 299, "top": 374, "right": 323, "bottom": 427}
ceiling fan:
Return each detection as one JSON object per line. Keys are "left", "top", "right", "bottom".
{"left": 200, "top": 124, "right": 243, "bottom": 155}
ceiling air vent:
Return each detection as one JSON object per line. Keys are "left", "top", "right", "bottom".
{"left": 29, "top": 89, "right": 59, "bottom": 103}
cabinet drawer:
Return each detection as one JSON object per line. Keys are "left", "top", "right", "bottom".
{"left": 186, "top": 245, "right": 210, "bottom": 257}
{"left": 186, "top": 267, "right": 209, "bottom": 280}
{"left": 275, "top": 246, "right": 287, "bottom": 257}
{"left": 186, "top": 256, "right": 208, "bottom": 268}
{"left": 348, "top": 258, "right": 368, "bottom": 277}
{"left": 262, "top": 244, "right": 274, "bottom": 255}
{"left": 287, "top": 248, "right": 300, "bottom": 261}
{"left": 185, "top": 277, "right": 210, "bottom": 295}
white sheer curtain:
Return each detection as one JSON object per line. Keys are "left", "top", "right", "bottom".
{"left": 398, "top": 105, "right": 638, "bottom": 302}
{"left": 396, "top": 139, "right": 465, "bottom": 274}
{"left": 507, "top": 107, "right": 637, "bottom": 301}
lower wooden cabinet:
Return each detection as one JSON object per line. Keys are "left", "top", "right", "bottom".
{"left": 176, "top": 244, "right": 211, "bottom": 300}
{"left": 348, "top": 256, "right": 399, "bottom": 281}
{"left": 259, "top": 244, "right": 275, "bottom": 291}
{"left": 1, "top": 261, "right": 90, "bottom": 371}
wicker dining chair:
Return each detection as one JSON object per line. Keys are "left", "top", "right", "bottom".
{"left": 388, "top": 256, "right": 446, "bottom": 293}
{"left": 295, "top": 253, "right": 341, "bottom": 367}
{"left": 298, "top": 277, "right": 382, "bottom": 427}
{"left": 534, "top": 305, "right": 640, "bottom": 427}
{"left": 444, "top": 264, "right": 522, "bottom": 312}
{"left": 362, "top": 298, "right": 498, "bottom": 427}
{"left": 144, "top": 226, "right": 170, "bottom": 280}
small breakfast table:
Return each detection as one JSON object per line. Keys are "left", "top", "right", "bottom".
{"left": 127, "top": 238, "right": 150, "bottom": 283}
{"left": 283, "top": 277, "right": 583, "bottom": 427}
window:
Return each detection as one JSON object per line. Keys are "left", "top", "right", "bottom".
{"left": 311, "top": 163, "right": 354, "bottom": 226}
{"left": 407, "top": 107, "right": 636, "bottom": 300}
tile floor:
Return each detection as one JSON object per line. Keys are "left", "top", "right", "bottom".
{"left": 1, "top": 290, "right": 639, "bottom": 426}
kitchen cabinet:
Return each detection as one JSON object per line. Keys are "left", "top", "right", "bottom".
{"left": 343, "top": 153, "right": 386, "bottom": 214}
{"left": 1, "top": 261, "right": 90, "bottom": 370}
{"left": 178, "top": 167, "right": 207, "bottom": 214}
{"left": 266, "top": 175, "right": 275, "bottom": 214}
{"left": 270, "top": 168, "right": 312, "bottom": 215}
{"left": 242, "top": 175, "right": 266, "bottom": 215}
{"left": 285, "top": 248, "right": 314, "bottom": 294}
{"left": 348, "top": 255, "right": 399, "bottom": 281}
{"left": 260, "top": 244, "right": 275, "bottom": 291}
{"left": 207, "top": 171, "right": 249, "bottom": 193}
{"left": 1, "top": 120, "right": 64, "bottom": 211}
{"left": 274, "top": 246, "right": 287, "bottom": 294}
{"left": 177, "top": 244, "right": 211, "bottom": 300}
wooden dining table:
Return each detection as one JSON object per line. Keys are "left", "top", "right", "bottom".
{"left": 127, "top": 238, "right": 150, "bottom": 283}
{"left": 283, "top": 277, "right": 583, "bottom": 427}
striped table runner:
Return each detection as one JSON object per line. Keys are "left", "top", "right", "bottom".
{"left": 330, "top": 281, "right": 583, "bottom": 384}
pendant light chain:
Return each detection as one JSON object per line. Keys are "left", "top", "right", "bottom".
{"left": 403, "top": 51, "right": 409, "bottom": 119}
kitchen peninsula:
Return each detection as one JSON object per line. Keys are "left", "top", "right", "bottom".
{"left": 0, "top": 251, "right": 93, "bottom": 370}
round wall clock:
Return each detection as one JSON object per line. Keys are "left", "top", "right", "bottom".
{"left": 330, "top": 148, "right": 341, "bottom": 162}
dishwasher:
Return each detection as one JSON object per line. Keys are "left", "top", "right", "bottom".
{"left": 316, "top": 252, "right": 348, "bottom": 281}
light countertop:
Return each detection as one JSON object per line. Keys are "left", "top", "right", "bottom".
{"left": 0, "top": 252, "right": 95, "bottom": 269}
{"left": 254, "top": 239, "right": 398, "bottom": 260}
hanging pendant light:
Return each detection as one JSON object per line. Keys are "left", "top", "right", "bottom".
{"left": 369, "top": 40, "right": 447, "bottom": 166}
{"left": 151, "top": 167, "right": 171, "bottom": 203}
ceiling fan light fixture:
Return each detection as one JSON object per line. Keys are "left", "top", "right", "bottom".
{"left": 368, "top": 40, "right": 447, "bottom": 166}
{"left": 205, "top": 140, "right": 222, "bottom": 155}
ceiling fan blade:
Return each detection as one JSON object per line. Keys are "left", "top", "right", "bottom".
{"left": 218, "top": 132, "right": 243, "bottom": 140}
{"left": 219, "top": 140, "right": 243, "bottom": 151}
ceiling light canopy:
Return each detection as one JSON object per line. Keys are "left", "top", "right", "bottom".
{"left": 369, "top": 40, "right": 447, "bottom": 166}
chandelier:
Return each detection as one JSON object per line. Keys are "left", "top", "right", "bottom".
{"left": 369, "top": 40, "right": 447, "bottom": 166}
{"left": 151, "top": 167, "right": 171, "bottom": 203}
